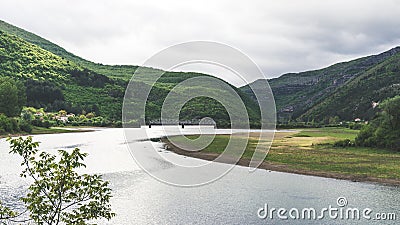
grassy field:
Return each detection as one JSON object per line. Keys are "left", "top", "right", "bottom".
{"left": 166, "top": 127, "right": 400, "bottom": 182}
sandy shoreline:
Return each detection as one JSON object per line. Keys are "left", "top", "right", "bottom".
{"left": 162, "top": 137, "right": 400, "bottom": 187}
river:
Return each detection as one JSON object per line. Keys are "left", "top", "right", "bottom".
{"left": 0, "top": 127, "right": 399, "bottom": 224}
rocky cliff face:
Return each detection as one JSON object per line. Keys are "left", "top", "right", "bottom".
{"left": 241, "top": 46, "right": 400, "bottom": 122}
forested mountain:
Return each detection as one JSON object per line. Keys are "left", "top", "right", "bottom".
{"left": 241, "top": 47, "right": 400, "bottom": 123}
{"left": 0, "top": 20, "right": 260, "bottom": 127}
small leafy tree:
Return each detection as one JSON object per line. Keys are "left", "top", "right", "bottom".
{"left": 0, "top": 137, "right": 115, "bottom": 224}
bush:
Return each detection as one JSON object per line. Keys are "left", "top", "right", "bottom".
{"left": 333, "top": 139, "right": 354, "bottom": 148}
{"left": 42, "top": 120, "right": 51, "bottom": 128}
{"left": 9, "top": 118, "right": 19, "bottom": 132}
{"left": 0, "top": 114, "right": 15, "bottom": 133}
{"left": 348, "top": 122, "right": 363, "bottom": 130}
{"left": 19, "top": 120, "right": 32, "bottom": 133}
{"left": 0, "top": 115, "right": 32, "bottom": 134}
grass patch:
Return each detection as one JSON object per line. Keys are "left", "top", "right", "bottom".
{"left": 167, "top": 128, "right": 400, "bottom": 180}
{"left": 31, "top": 127, "right": 90, "bottom": 135}
{"left": 293, "top": 127, "right": 359, "bottom": 139}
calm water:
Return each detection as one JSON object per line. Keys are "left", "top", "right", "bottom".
{"left": 0, "top": 127, "right": 399, "bottom": 224}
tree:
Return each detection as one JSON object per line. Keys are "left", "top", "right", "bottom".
{"left": 380, "top": 95, "right": 400, "bottom": 129}
{"left": 356, "top": 96, "right": 400, "bottom": 150}
{"left": 0, "top": 77, "right": 25, "bottom": 117}
{"left": 0, "top": 203, "right": 16, "bottom": 222}
{"left": 0, "top": 137, "right": 115, "bottom": 224}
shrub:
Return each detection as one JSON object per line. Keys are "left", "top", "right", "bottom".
{"left": 348, "top": 122, "right": 363, "bottom": 130}
{"left": 0, "top": 114, "right": 14, "bottom": 133}
{"left": 42, "top": 120, "right": 51, "bottom": 128}
{"left": 19, "top": 120, "right": 32, "bottom": 133}
{"left": 333, "top": 139, "right": 354, "bottom": 148}
{"left": 9, "top": 118, "right": 19, "bottom": 132}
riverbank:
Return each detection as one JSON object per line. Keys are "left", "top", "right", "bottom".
{"left": 162, "top": 128, "right": 400, "bottom": 186}
{"left": 0, "top": 126, "right": 95, "bottom": 139}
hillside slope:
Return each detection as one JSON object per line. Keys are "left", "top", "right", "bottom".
{"left": 0, "top": 20, "right": 137, "bottom": 80}
{"left": 302, "top": 53, "right": 400, "bottom": 121}
{"left": 0, "top": 30, "right": 124, "bottom": 119}
{"left": 0, "top": 21, "right": 261, "bottom": 127}
{"left": 241, "top": 47, "right": 400, "bottom": 122}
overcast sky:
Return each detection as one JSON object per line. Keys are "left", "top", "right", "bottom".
{"left": 1, "top": 0, "right": 400, "bottom": 85}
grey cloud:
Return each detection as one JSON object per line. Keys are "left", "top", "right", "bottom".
{"left": 1, "top": 0, "right": 399, "bottom": 84}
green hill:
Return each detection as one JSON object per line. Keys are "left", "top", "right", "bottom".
{"left": 0, "top": 20, "right": 137, "bottom": 80}
{"left": 0, "top": 30, "right": 125, "bottom": 119}
{"left": 0, "top": 20, "right": 261, "bottom": 127}
{"left": 301, "top": 52, "right": 400, "bottom": 122}
{"left": 241, "top": 47, "right": 400, "bottom": 123}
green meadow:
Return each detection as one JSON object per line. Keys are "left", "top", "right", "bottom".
{"left": 167, "top": 127, "right": 400, "bottom": 181}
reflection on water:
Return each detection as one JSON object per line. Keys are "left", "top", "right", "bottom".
{"left": 0, "top": 127, "right": 399, "bottom": 224}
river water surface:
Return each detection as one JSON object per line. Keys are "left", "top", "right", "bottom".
{"left": 0, "top": 127, "right": 399, "bottom": 224}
